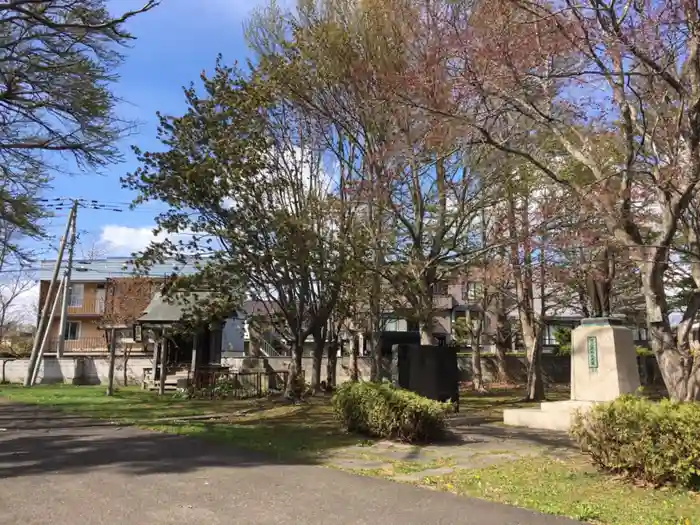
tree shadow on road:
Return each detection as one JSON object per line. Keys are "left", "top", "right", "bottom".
{"left": 0, "top": 402, "right": 359, "bottom": 479}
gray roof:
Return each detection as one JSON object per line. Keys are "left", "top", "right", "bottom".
{"left": 38, "top": 257, "right": 198, "bottom": 283}
{"left": 138, "top": 291, "right": 212, "bottom": 324}
{"left": 242, "top": 300, "right": 280, "bottom": 316}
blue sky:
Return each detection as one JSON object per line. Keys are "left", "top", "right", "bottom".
{"left": 42, "top": 0, "right": 272, "bottom": 258}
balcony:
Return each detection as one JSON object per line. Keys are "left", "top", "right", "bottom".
{"left": 56, "top": 297, "right": 106, "bottom": 317}
{"left": 433, "top": 295, "right": 456, "bottom": 309}
{"left": 47, "top": 337, "right": 108, "bottom": 353}
{"left": 461, "top": 283, "right": 483, "bottom": 305}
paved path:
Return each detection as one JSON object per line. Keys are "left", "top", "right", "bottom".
{"left": 0, "top": 403, "right": 583, "bottom": 525}
{"left": 324, "top": 413, "right": 578, "bottom": 479}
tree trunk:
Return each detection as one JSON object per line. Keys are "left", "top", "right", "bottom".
{"left": 369, "top": 332, "right": 383, "bottom": 381}
{"left": 326, "top": 339, "right": 338, "bottom": 389}
{"left": 311, "top": 333, "right": 324, "bottom": 393}
{"left": 520, "top": 317, "right": 544, "bottom": 401}
{"left": 106, "top": 328, "right": 117, "bottom": 396}
{"left": 494, "top": 344, "right": 509, "bottom": 384}
{"left": 524, "top": 336, "right": 545, "bottom": 401}
{"left": 506, "top": 189, "right": 545, "bottom": 401}
{"left": 493, "top": 296, "right": 511, "bottom": 383}
{"left": 419, "top": 278, "right": 436, "bottom": 345}
{"left": 122, "top": 345, "right": 131, "bottom": 387}
{"left": 158, "top": 340, "right": 168, "bottom": 396}
{"left": 368, "top": 254, "right": 383, "bottom": 382}
{"left": 349, "top": 335, "right": 359, "bottom": 381}
{"left": 638, "top": 259, "right": 700, "bottom": 400}
{"left": 419, "top": 323, "right": 434, "bottom": 345}
{"left": 285, "top": 340, "right": 304, "bottom": 398}
{"left": 472, "top": 327, "right": 486, "bottom": 392}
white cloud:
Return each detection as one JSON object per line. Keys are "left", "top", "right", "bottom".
{"left": 98, "top": 224, "right": 198, "bottom": 257}
{"left": 99, "top": 225, "right": 169, "bottom": 256}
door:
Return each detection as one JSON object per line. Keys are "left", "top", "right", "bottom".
{"left": 95, "top": 287, "right": 105, "bottom": 314}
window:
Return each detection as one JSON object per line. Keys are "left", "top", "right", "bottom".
{"left": 463, "top": 282, "right": 483, "bottom": 301}
{"left": 382, "top": 316, "right": 407, "bottom": 332}
{"left": 633, "top": 327, "right": 648, "bottom": 341}
{"left": 543, "top": 325, "right": 557, "bottom": 345}
{"left": 64, "top": 321, "right": 80, "bottom": 341}
{"left": 67, "top": 283, "right": 84, "bottom": 307}
{"left": 432, "top": 280, "right": 449, "bottom": 296}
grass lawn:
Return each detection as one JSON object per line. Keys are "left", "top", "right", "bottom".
{"left": 418, "top": 456, "right": 699, "bottom": 525}
{"left": 0, "top": 384, "right": 364, "bottom": 460}
{"left": 2, "top": 382, "right": 696, "bottom": 525}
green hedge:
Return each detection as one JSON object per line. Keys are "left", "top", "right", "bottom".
{"left": 571, "top": 395, "right": 700, "bottom": 488}
{"left": 331, "top": 381, "right": 452, "bottom": 443}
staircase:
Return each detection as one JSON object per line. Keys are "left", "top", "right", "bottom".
{"left": 142, "top": 366, "right": 190, "bottom": 392}
{"left": 260, "top": 338, "right": 283, "bottom": 357}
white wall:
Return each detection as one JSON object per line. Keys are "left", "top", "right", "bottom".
{"left": 222, "top": 318, "right": 245, "bottom": 354}
{"left": 1, "top": 357, "right": 154, "bottom": 385}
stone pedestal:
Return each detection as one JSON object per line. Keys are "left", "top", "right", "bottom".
{"left": 570, "top": 318, "right": 640, "bottom": 401}
{"left": 502, "top": 318, "right": 641, "bottom": 432}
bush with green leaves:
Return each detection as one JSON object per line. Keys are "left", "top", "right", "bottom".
{"left": 571, "top": 395, "right": 700, "bottom": 488}
{"left": 331, "top": 381, "right": 452, "bottom": 443}
{"left": 635, "top": 345, "right": 653, "bottom": 356}
{"left": 552, "top": 327, "right": 572, "bottom": 356}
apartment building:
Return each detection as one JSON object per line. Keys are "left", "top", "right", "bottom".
{"left": 37, "top": 257, "right": 197, "bottom": 355}
{"left": 376, "top": 278, "right": 484, "bottom": 344}
{"left": 365, "top": 273, "right": 650, "bottom": 352}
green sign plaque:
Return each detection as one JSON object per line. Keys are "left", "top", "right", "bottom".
{"left": 587, "top": 336, "right": 599, "bottom": 370}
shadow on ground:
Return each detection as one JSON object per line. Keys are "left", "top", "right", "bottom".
{"left": 447, "top": 419, "right": 576, "bottom": 453}
{"left": 0, "top": 403, "right": 341, "bottom": 480}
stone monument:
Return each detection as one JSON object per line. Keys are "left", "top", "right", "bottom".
{"left": 503, "top": 247, "right": 641, "bottom": 431}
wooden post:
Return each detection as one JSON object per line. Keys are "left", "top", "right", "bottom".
{"left": 153, "top": 339, "right": 161, "bottom": 381}
{"left": 158, "top": 337, "right": 168, "bottom": 395}
{"left": 106, "top": 328, "right": 117, "bottom": 396}
{"left": 190, "top": 332, "right": 198, "bottom": 387}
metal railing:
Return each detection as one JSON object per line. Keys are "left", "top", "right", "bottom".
{"left": 192, "top": 368, "right": 291, "bottom": 399}
{"left": 66, "top": 297, "right": 105, "bottom": 315}
{"left": 260, "top": 338, "right": 284, "bottom": 357}
{"left": 40, "top": 297, "right": 106, "bottom": 318}
{"left": 47, "top": 337, "right": 107, "bottom": 353}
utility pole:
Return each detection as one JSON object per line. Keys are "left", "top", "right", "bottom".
{"left": 24, "top": 206, "right": 76, "bottom": 386}
{"left": 56, "top": 201, "right": 78, "bottom": 357}
{"left": 31, "top": 277, "right": 65, "bottom": 386}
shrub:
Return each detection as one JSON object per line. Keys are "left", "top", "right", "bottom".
{"left": 552, "top": 327, "right": 572, "bottom": 356}
{"left": 553, "top": 344, "right": 571, "bottom": 356}
{"left": 331, "top": 381, "right": 452, "bottom": 443}
{"left": 571, "top": 395, "right": 700, "bottom": 488}
{"left": 635, "top": 345, "right": 653, "bottom": 356}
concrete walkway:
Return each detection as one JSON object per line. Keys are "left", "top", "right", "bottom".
{"left": 0, "top": 403, "right": 583, "bottom": 525}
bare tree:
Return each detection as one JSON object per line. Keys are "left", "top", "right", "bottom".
{"left": 102, "top": 277, "right": 159, "bottom": 392}
{"left": 457, "top": 0, "right": 700, "bottom": 400}
{"left": 77, "top": 233, "right": 108, "bottom": 262}
{"left": 0, "top": 224, "right": 35, "bottom": 344}
{"left": 374, "top": 0, "right": 700, "bottom": 400}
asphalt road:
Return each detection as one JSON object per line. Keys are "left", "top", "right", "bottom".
{"left": 0, "top": 402, "right": 584, "bottom": 525}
